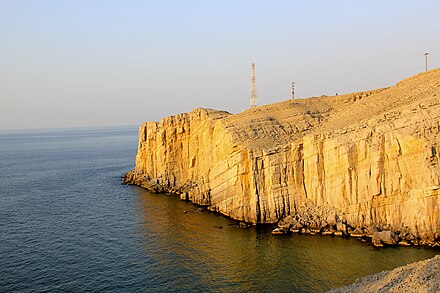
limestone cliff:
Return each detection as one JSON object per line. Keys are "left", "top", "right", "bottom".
{"left": 125, "top": 69, "right": 440, "bottom": 244}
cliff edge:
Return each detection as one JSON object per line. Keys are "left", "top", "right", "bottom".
{"left": 125, "top": 69, "right": 440, "bottom": 246}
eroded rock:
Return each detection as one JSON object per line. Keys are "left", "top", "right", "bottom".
{"left": 126, "top": 69, "right": 440, "bottom": 246}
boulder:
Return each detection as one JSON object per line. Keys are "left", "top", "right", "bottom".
{"left": 336, "top": 222, "right": 346, "bottom": 233}
{"left": 372, "top": 237, "right": 384, "bottom": 248}
{"left": 350, "top": 227, "right": 364, "bottom": 238}
{"left": 372, "top": 231, "right": 397, "bottom": 246}
{"left": 326, "top": 212, "right": 337, "bottom": 227}
{"left": 364, "top": 227, "right": 375, "bottom": 237}
{"left": 398, "top": 240, "right": 411, "bottom": 247}
{"left": 278, "top": 215, "right": 296, "bottom": 229}
{"left": 272, "top": 227, "right": 290, "bottom": 235}
{"left": 334, "top": 231, "right": 343, "bottom": 237}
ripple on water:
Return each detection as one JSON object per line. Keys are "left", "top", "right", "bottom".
{"left": 0, "top": 127, "right": 438, "bottom": 292}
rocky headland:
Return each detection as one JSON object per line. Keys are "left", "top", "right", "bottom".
{"left": 124, "top": 69, "right": 440, "bottom": 247}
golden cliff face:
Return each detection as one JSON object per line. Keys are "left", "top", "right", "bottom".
{"left": 127, "top": 69, "right": 440, "bottom": 242}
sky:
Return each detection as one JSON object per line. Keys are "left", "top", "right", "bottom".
{"left": 1, "top": 0, "right": 440, "bottom": 130}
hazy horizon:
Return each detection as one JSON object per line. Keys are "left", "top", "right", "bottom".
{"left": 1, "top": 0, "right": 440, "bottom": 130}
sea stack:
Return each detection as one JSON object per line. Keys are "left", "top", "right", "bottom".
{"left": 125, "top": 69, "right": 440, "bottom": 246}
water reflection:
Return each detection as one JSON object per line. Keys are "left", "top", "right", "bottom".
{"left": 135, "top": 188, "right": 439, "bottom": 292}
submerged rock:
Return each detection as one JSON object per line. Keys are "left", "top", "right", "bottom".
{"left": 272, "top": 227, "right": 290, "bottom": 235}
{"left": 239, "top": 222, "right": 250, "bottom": 229}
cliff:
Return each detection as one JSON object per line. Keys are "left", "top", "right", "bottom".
{"left": 125, "top": 69, "right": 440, "bottom": 245}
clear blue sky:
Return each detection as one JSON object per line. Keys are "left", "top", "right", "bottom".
{"left": 1, "top": 0, "right": 439, "bottom": 130}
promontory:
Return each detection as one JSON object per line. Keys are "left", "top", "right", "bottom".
{"left": 124, "top": 69, "right": 440, "bottom": 247}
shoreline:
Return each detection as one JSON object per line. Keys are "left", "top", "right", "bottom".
{"left": 125, "top": 69, "right": 440, "bottom": 252}
{"left": 123, "top": 172, "right": 440, "bottom": 249}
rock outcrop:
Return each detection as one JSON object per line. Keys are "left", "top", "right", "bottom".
{"left": 328, "top": 255, "right": 440, "bottom": 292}
{"left": 125, "top": 69, "right": 440, "bottom": 244}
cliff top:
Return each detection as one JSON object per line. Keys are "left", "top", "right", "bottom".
{"left": 143, "top": 68, "right": 440, "bottom": 150}
{"left": 221, "top": 68, "right": 440, "bottom": 149}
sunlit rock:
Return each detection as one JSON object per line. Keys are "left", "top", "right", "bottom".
{"left": 125, "top": 69, "right": 440, "bottom": 245}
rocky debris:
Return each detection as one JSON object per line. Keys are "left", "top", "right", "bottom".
{"left": 274, "top": 202, "right": 438, "bottom": 248}
{"left": 127, "top": 69, "right": 440, "bottom": 246}
{"left": 274, "top": 202, "right": 343, "bottom": 237}
{"left": 328, "top": 255, "right": 440, "bottom": 292}
{"left": 277, "top": 215, "right": 295, "bottom": 229}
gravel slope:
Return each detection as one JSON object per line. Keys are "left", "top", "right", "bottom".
{"left": 328, "top": 255, "right": 440, "bottom": 292}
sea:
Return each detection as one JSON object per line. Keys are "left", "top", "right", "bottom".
{"left": 0, "top": 126, "right": 438, "bottom": 292}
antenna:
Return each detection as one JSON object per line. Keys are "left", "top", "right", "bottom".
{"left": 291, "top": 81, "right": 295, "bottom": 99}
{"left": 250, "top": 63, "right": 257, "bottom": 108}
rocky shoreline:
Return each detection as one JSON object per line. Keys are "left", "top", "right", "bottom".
{"left": 125, "top": 69, "right": 440, "bottom": 248}
{"left": 123, "top": 172, "right": 439, "bottom": 248}
{"left": 328, "top": 255, "right": 440, "bottom": 292}
{"left": 272, "top": 202, "right": 440, "bottom": 248}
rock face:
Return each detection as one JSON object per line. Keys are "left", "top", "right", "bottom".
{"left": 328, "top": 255, "right": 440, "bottom": 292}
{"left": 125, "top": 69, "right": 440, "bottom": 243}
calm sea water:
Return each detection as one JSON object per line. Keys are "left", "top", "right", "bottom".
{"left": 0, "top": 127, "right": 438, "bottom": 292}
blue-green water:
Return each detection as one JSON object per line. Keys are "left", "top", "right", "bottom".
{"left": 0, "top": 127, "right": 438, "bottom": 292}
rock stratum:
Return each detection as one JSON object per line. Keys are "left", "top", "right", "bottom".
{"left": 125, "top": 69, "right": 440, "bottom": 246}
